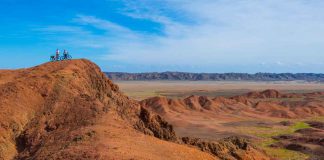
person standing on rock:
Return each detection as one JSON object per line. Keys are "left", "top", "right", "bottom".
{"left": 63, "top": 49, "right": 68, "bottom": 60}
{"left": 56, "top": 49, "right": 60, "bottom": 61}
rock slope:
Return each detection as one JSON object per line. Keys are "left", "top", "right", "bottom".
{"left": 0, "top": 59, "right": 213, "bottom": 159}
{"left": 0, "top": 59, "right": 270, "bottom": 160}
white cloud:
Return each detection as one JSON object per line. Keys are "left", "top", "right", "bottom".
{"left": 34, "top": 25, "right": 89, "bottom": 34}
{"left": 37, "top": 0, "right": 324, "bottom": 72}
{"left": 101, "top": 0, "right": 324, "bottom": 70}
{"left": 74, "top": 15, "right": 132, "bottom": 33}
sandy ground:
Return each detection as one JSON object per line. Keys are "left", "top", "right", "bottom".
{"left": 115, "top": 81, "right": 324, "bottom": 100}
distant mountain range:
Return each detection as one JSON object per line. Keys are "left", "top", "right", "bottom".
{"left": 106, "top": 72, "right": 324, "bottom": 81}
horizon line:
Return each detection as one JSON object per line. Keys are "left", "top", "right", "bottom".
{"left": 105, "top": 71, "right": 324, "bottom": 74}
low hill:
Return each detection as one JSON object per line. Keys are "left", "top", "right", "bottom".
{"left": 0, "top": 59, "right": 270, "bottom": 160}
{"left": 141, "top": 90, "right": 324, "bottom": 119}
{"left": 106, "top": 72, "right": 324, "bottom": 81}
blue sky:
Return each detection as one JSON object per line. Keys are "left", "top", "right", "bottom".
{"left": 1, "top": 0, "right": 324, "bottom": 73}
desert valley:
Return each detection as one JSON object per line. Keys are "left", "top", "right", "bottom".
{"left": 114, "top": 79, "right": 324, "bottom": 160}
{"left": 0, "top": 59, "right": 323, "bottom": 160}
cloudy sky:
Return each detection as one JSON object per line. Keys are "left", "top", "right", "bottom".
{"left": 1, "top": 0, "right": 324, "bottom": 73}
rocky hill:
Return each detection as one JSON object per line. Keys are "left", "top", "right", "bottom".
{"left": 0, "top": 59, "right": 270, "bottom": 160}
{"left": 140, "top": 90, "right": 324, "bottom": 119}
{"left": 106, "top": 72, "right": 324, "bottom": 81}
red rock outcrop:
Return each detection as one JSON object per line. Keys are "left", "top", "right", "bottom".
{"left": 182, "top": 137, "right": 270, "bottom": 160}
{"left": 0, "top": 59, "right": 216, "bottom": 160}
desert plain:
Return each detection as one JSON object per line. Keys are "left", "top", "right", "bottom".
{"left": 116, "top": 80, "right": 324, "bottom": 160}
{"left": 116, "top": 80, "right": 324, "bottom": 100}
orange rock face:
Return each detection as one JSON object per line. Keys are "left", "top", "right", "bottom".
{"left": 0, "top": 59, "right": 271, "bottom": 160}
{"left": 0, "top": 60, "right": 215, "bottom": 160}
